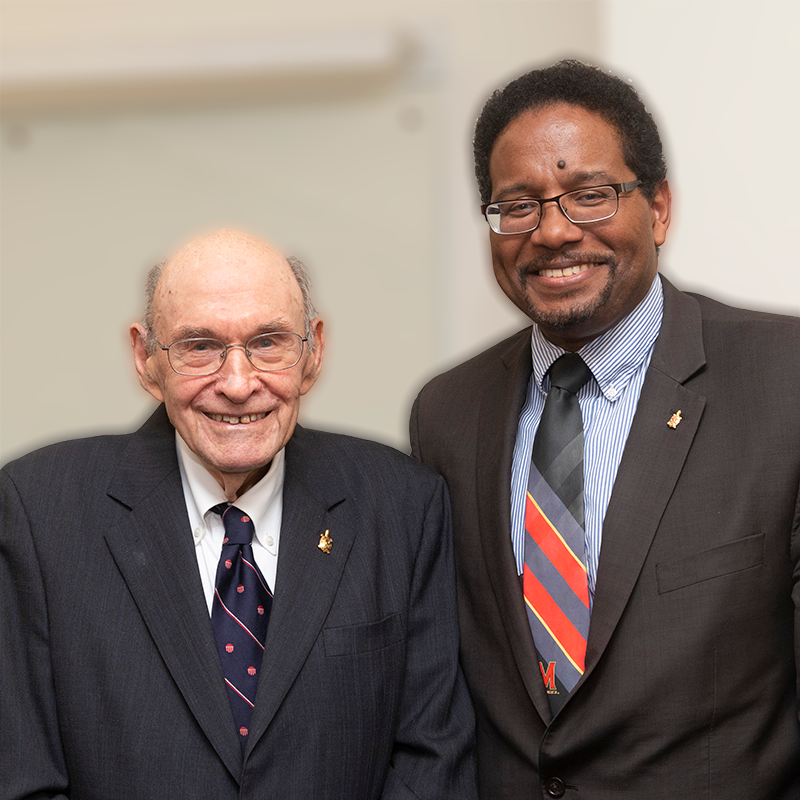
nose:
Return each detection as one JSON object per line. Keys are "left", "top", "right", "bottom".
{"left": 215, "top": 346, "right": 260, "bottom": 401}
{"left": 529, "top": 200, "right": 584, "bottom": 250}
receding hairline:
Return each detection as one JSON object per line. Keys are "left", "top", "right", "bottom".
{"left": 165, "top": 228, "right": 282, "bottom": 270}
{"left": 141, "top": 230, "right": 318, "bottom": 353}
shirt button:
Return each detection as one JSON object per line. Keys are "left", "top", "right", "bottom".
{"left": 193, "top": 527, "right": 202, "bottom": 540}
{"left": 265, "top": 536, "right": 274, "bottom": 546}
{"left": 545, "top": 777, "right": 566, "bottom": 798}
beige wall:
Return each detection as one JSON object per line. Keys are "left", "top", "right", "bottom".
{"left": 1, "top": 0, "right": 797, "bottom": 462}
{"left": 0, "top": 0, "right": 600, "bottom": 459}
{"left": 606, "top": 0, "right": 800, "bottom": 313}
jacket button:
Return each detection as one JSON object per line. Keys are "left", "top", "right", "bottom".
{"left": 545, "top": 777, "right": 566, "bottom": 798}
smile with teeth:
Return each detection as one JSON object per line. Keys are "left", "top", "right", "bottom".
{"left": 206, "top": 412, "right": 267, "bottom": 425}
{"left": 538, "top": 263, "right": 599, "bottom": 278}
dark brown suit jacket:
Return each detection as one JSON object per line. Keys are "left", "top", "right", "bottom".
{"left": 410, "top": 278, "right": 800, "bottom": 800}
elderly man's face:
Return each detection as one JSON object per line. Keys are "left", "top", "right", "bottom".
{"left": 132, "top": 233, "right": 323, "bottom": 497}
{"left": 488, "top": 103, "right": 671, "bottom": 351}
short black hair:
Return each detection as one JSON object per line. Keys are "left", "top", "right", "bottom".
{"left": 474, "top": 59, "right": 667, "bottom": 204}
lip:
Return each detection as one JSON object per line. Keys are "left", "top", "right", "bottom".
{"left": 531, "top": 261, "right": 603, "bottom": 279}
{"left": 203, "top": 411, "right": 270, "bottom": 425}
{"left": 522, "top": 262, "right": 608, "bottom": 293}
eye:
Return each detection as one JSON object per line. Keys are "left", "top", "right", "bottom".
{"left": 250, "top": 334, "right": 277, "bottom": 350}
{"left": 503, "top": 200, "right": 538, "bottom": 217}
{"left": 570, "top": 188, "right": 614, "bottom": 206}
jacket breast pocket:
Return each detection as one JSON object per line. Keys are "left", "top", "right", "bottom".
{"left": 656, "top": 533, "right": 764, "bottom": 594}
{"left": 322, "top": 612, "right": 404, "bottom": 657}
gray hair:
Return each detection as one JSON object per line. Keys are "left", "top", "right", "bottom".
{"left": 142, "top": 260, "right": 166, "bottom": 355}
{"left": 142, "top": 254, "right": 318, "bottom": 355}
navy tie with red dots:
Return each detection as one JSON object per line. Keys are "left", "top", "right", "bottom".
{"left": 211, "top": 504, "right": 272, "bottom": 750}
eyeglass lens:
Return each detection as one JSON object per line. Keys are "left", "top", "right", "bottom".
{"left": 486, "top": 185, "right": 620, "bottom": 234}
{"left": 168, "top": 333, "right": 304, "bottom": 375}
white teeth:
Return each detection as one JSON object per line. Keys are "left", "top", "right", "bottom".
{"left": 208, "top": 412, "right": 267, "bottom": 424}
{"left": 540, "top": 263, "right": 595, "bottom": 278}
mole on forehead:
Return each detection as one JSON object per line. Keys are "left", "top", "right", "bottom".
{"left": 557, "top": 160, "right": 566, "bottom": 169}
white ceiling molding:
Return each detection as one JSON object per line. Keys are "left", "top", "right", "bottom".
{"left": 0, "top": 29, "right": 422, "bottom": 111}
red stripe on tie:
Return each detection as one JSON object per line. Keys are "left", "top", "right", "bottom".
{"left": 525, "top": 493, "right": 590, "bottom": 610}
{"left": 523, "top": 563, "right": 586, "bottom": 674}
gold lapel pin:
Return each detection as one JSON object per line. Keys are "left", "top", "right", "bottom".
{"left": 667, "top": 410, "right": 683, "bottom": 429}
{"left": 318, "top": 529, "right": 333, "bottom": 554}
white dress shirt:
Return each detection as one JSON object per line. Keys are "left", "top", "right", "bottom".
{"left": 176, "top": 433, "right": 285, "bottom": 614}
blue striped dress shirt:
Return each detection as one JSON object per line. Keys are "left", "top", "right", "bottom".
{"left": 510, "top": 274, "right": 664, "bottom": 603}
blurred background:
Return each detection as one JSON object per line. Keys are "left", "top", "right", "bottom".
{"left": 1, "top": 0, "right": 798, "bottom": 461}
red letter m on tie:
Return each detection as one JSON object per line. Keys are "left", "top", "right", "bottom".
{"left": 540, "top": 661, "right": 557, "bottom": 692}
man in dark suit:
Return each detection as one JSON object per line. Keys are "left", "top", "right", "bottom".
{"left": 1, "top": 229, "right": 477, "bottom": 799}
{"left": 410, "top": 60, "right": 800, "bottom": 799}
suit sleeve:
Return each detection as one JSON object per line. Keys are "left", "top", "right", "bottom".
{"left": 381, "top": 474, "right": 477, "bottom": 800}
{"left": 0, "top": 469, "right": 70, "bottom": 799}
{"left": 409, "top": 393, "right": 423, "bottom": 462}
{"left": 793, "top": 475, "right": 800, "bottom": 721}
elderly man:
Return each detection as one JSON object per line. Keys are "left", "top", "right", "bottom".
{"left": 410, "top": 61, "right": 800, "bottom": 799}
{"left": 1, "top": 229, "right": 476, "bottom": 799}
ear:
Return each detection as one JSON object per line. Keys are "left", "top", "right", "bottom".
{"left": 130, "top": 323, "right": 165, "bottom": 403}
{"left": 650, "top": 179, "right": 671, "bottom": 248}
{"left": 300, "top": 317, "right": 325, "bottom": 395}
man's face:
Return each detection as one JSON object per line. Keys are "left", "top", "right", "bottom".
{"left": 132, "top": 234, "right": 323, "bottom": 495}
{"left": 488, "top": 103, "right": 671, "bottom": 350}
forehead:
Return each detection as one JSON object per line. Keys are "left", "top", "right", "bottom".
{"left": 489, "top": 103, "right": 628, "bottom": 196}
{"left": 154, "top": 245, "right": 303, "bottom": 337}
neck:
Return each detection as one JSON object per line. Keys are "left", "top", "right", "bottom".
{"left": 216, "top": 464, "right": 271, "bottom": 502}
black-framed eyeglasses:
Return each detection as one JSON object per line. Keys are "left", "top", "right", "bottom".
{"left": 157, "top": 332, "right": 308, "bottom": 376}
{"left": 482, "top": 180, "right": 641, "bottom": 235}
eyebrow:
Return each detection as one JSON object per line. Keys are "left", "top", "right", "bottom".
{"left": 569, "top": 170, "right": 619, "bottom": 185}
{"left": 169, "top": 322, "right": 297, "bottom": 342}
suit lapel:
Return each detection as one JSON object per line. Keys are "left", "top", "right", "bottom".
{"left": 475, "top": 329, "right": 554, "bottom": 723}
{"left": 584, "top": 279, "right": 707, "bottom": 676}
{"left": 103, "top": 406, "right": 242, "bottom": 779}
{"left": 245, "top": 428, "right": 356, "bottom": 755}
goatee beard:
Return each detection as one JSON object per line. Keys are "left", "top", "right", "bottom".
{"left": 517, "top": 253, "right": 617, "bottom": 332}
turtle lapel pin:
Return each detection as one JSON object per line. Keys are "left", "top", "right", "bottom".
{"left": 667, "top": 410, "right": 683, "bottom": 429}
{"left": 318, "top": 529, "right": 333, "bottom": 554}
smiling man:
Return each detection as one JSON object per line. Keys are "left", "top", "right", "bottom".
{"left": 1, "top": 229, "right": 477, "bottom": 799}
{"left": 410, "top": 61, "right": 800, "bottom": 799}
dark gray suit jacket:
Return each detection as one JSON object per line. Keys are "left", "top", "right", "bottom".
{"left": 410, "top": 278, "right": 800, "bottom": 799}
{"left": 1, "top": 406, "right": 477, "bottom": 799}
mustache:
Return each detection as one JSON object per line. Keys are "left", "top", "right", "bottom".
{"left": 518, "top": 252, "right": 617, "bottom": 274}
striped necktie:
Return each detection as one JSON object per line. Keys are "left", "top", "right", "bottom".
{"left": 523, "top": 353, "right": 592, "bottom": 715}
{"left": 211, "top": 504, "right": 273, "bottom": 749}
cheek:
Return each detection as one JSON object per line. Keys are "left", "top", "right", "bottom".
{"left": 491, "top": 241, "right": 519, "bottom": 279}
{"left": 163, "top": 377, "right": 211, "bottom": 412}
{"left": 260, "top": 373, "right": 304, "bottom": 403}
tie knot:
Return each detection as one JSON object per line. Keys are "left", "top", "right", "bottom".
{"left": 548, "top": 353, "right": 592, "bottom": 395}
{"left": 213, "top": 504, "right": 255, "bottom": 545}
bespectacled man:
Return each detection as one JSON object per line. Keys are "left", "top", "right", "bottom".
{"left": 411, "top": 60, "right": 800, "bottom": 799}
{"left": 1, "top": 228, "right": 477, "bottom": 799}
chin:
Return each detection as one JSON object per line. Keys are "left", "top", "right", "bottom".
{"left": 526, "top": 284, "right": 614, "bottom": 334}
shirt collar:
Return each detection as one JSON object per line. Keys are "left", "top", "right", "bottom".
{"left": 530, "top": 273, "right": 664, "bottom": 401}
{"left": 175, "top": 432, "right": 285, "bottom": 551}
